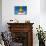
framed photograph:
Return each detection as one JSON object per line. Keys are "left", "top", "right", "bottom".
{"left": 14, "top": 6, "right": 27, "bottom": 15}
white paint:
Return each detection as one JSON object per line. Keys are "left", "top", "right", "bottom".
{"left": 0, "top": 0, "right": 2, "bottom": 32}
{"left": 40, "top": 0, "right": 46, "bottom": 31}
{"left": 40, "top": 0, "right": 46, "bottom": 14}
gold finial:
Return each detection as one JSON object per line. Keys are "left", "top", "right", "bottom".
{"left": 19, "top": 6, "right": 23, "bottom": 12}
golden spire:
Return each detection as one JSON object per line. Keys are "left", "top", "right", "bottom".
{"left": 19, "top": 6, "right": 23, "bottom": 13}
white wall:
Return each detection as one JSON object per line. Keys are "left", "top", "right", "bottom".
{"left": 0, "top": 0, "right": 2, "bottom": 32}
{"left": 40, "top": 0, "right": 46, "bottom": 14}
{"left": 40, "top": 0, "right": 46, "bottom": 31}
{"left": 2, "top": 0, "right": 40, "bottom": 31}
{"left": 2, "top": 0, "right": 46, "bottom": 46}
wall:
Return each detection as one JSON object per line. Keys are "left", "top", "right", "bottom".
{"left": 40, "top": 0, "right": 46, "bottom": 45}
{"left": 2, "top": 0, "right": 40, "bottom": 31}
{"left": 40, "top": 0, "right": 46, "bottom": 31}
{"left": 40, "top": 0, "right": 46, "bottom": 14}
{"left": 0, "top": 0, "right": 2, "bottom": 32}
{"left": 2, "top": 0, "right": 46, "bottom": 46}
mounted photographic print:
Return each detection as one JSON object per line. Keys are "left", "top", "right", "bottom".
{"left": 14, "top": 6, "right": 27, "bottom": 15}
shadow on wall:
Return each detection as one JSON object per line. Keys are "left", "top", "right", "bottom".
{"left": 40, "top": 0, "right": 46, "bottom": 14}
{"left": 0, "top": 0, "right": 2, "bottom": 32}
